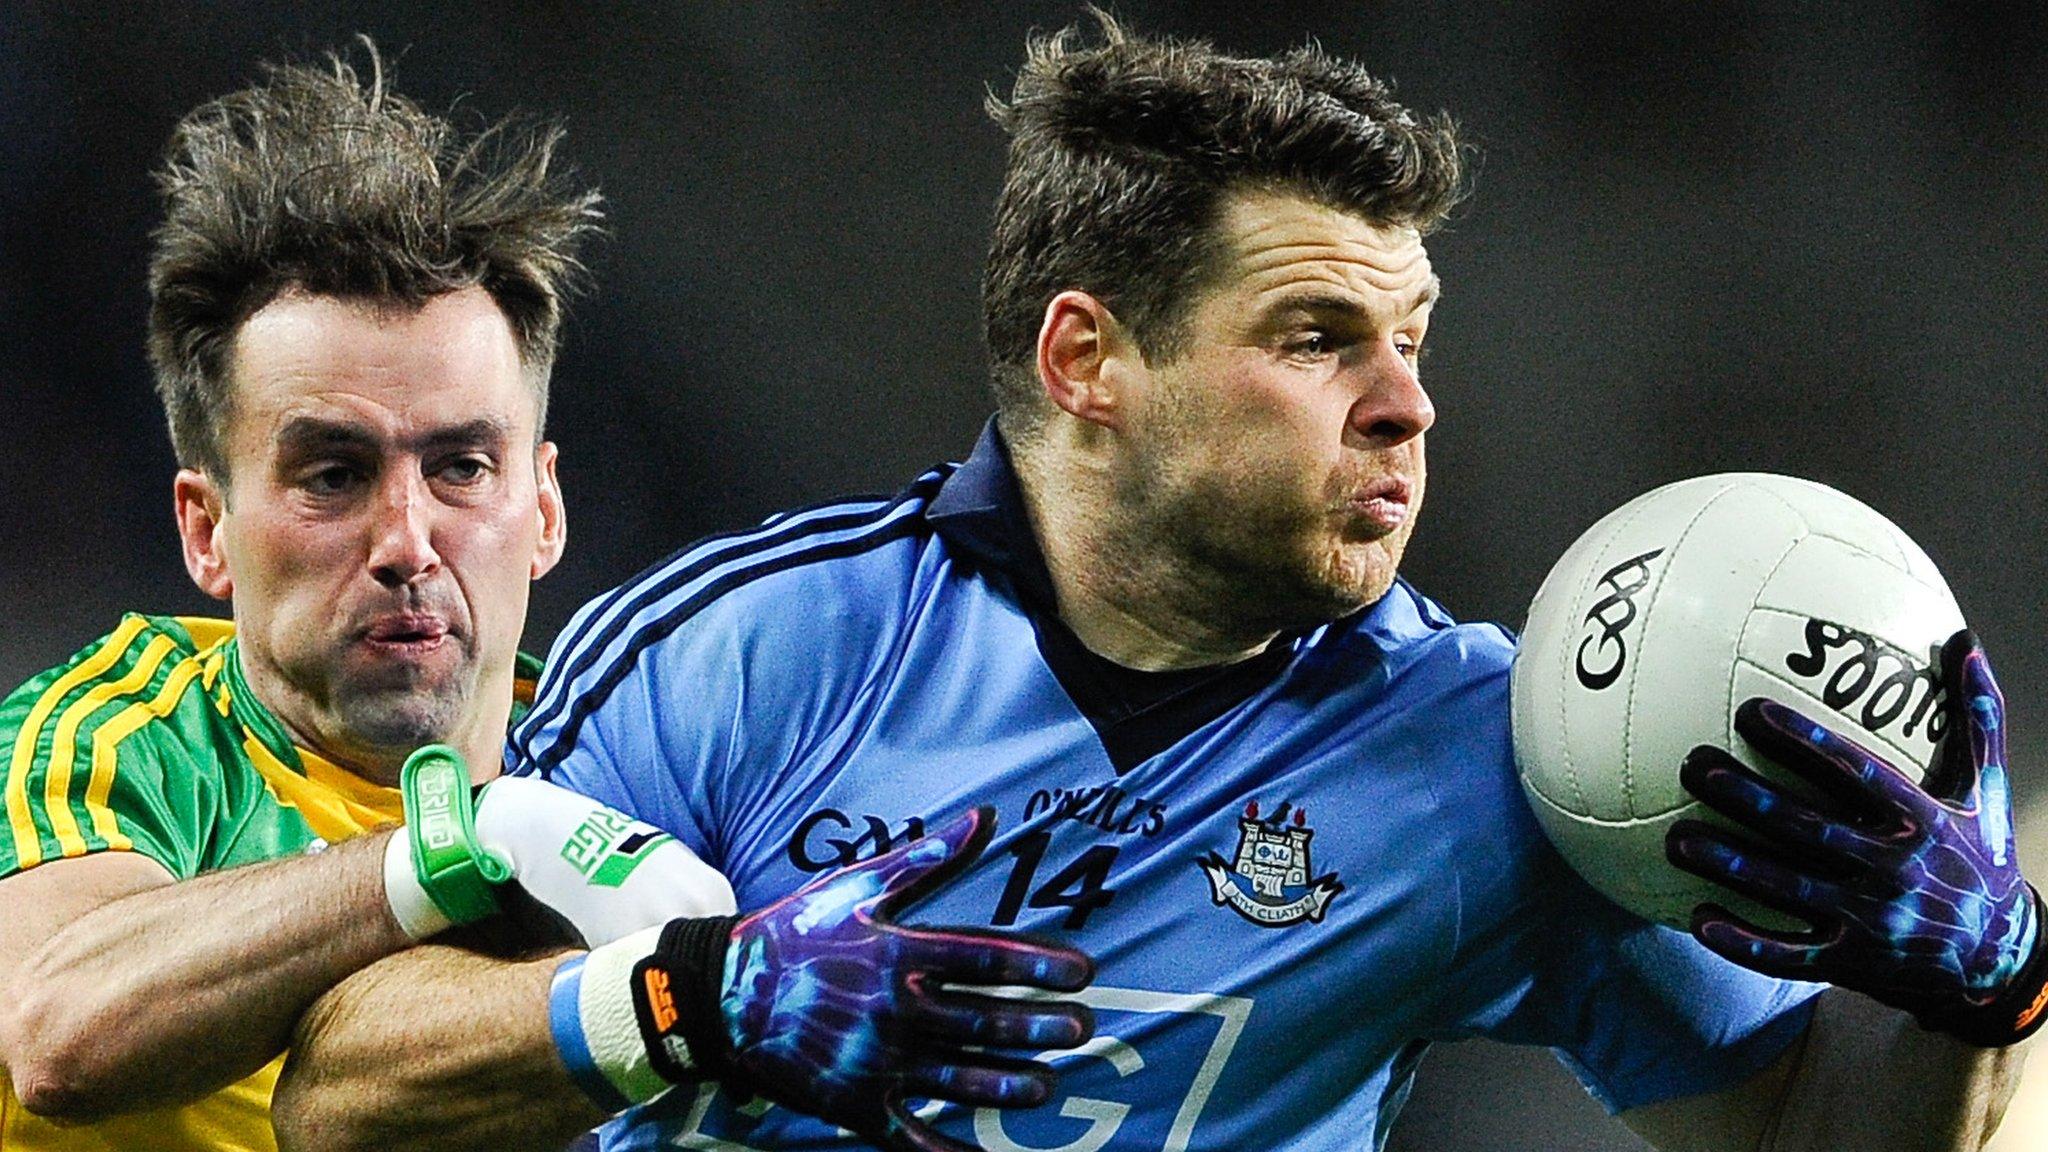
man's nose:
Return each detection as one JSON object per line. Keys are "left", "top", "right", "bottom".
{"left": 1345, "top": 340, "right": 1435, "bottom": 449}
{"left": 366, "top": 471, "right": 442, "bottom": 588}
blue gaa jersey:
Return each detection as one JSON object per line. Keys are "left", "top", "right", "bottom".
{"left": 512, "top": 422, "right": 1821, "bottom": 1152}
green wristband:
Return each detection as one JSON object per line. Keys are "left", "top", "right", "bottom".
{"left": 400, "top": 745, "right": 510, "bottom": 925}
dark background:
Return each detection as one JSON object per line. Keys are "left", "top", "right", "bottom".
{"left": 4, "top": 4, "right": 2046, "bottom": 1148}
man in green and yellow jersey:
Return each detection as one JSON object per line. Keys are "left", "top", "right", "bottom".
{"left": 0, "top": 47, "right": 741, "bottom": 1151}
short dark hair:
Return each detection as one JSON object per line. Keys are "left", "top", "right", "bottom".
{"left": 982, "top": 12, "right": 1466, "bottom": 437}
{"left": 147, "top": 40, "right": 603, "bottom": 481}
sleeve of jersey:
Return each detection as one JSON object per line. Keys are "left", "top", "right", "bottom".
{"left": 1422, "top": 634, "right": 1820, "bottom": 1115}
{"left": 508, "top": 568, "right": 860, "bottom": 869}
{"left": 1456, "top": 855, "right": 1821, "bottom": 1114}
{"left": 0, "top": 624, "right": 214, "bottom": 882}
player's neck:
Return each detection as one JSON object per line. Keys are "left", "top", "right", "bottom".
{"left": 293, "top": 712, "right": 507, "bottom": 790}
{"left": 1015, "top": 449, "right": 1280, "bottom": 672}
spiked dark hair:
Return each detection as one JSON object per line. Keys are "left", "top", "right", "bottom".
{"left": 147, "top": 40, "right": 604, "bottom": 480}
{"left": 983, "top": 11, "right": 1465, "bottom": 439}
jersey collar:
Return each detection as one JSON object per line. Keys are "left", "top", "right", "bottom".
{"left": 927, "top": 419, "right": 1333, "bottom": 773}
{"left": 925, "top": 417, "right": 1062, "bottom": 612}
{"left": 217, "top": 636, "right": 307, "bottom": 774}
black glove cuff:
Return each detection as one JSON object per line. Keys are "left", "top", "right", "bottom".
{"left": 630, "top": 914, "right": 741, "bottom": 1084}
{"left": 1922, "top": 886, "right": 2048, "bottom": 1048}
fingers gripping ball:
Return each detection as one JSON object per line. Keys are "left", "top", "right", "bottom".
{"left": 1668, "top": 633, "right": 2048, "bottom": 1047}
{"left": 1512, "top": 473, "right": 1966, "bottom": 932}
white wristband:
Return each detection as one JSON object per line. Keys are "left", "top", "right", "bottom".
{"left": 383, "top": 828, "right": 454, "bottom": 940}
{"left": 549, "top": 925, "right": 676, "bottom": 1111}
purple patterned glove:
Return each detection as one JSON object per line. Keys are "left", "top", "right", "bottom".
{"left": 1667, "top": 630, "right": 2048, "bottom": 1047}
{"left": 632, "top": 806, "right": 1095, "bottom": 1150}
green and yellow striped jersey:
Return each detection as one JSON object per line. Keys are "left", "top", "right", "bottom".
{"left": 0, "top": 614, "right": 538, "bottom": 1152}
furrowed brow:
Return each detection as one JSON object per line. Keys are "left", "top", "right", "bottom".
{"left": 272, "top": 416, "right": 512, "bottom": 458}
{"left": 1263, "top": 290, "right": 1373, "bottom": 323}
{"left": 416, "top": 418, "right": 512, "bottom": 454}
{"left": 274, "top": 417, "right": 379, "bottom": 457}
{"left": 1406, "top": 276, "right": 1442, "bottom": 317}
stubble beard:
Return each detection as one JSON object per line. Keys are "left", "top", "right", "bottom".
{"left": 335, "top": 676, "right": 472, "bottom": 753}
{"left": 1117, "top": 457, "right": 1420, "bottom": 639}
{"left": 1295, "top": 449, "right": 1426, "bottom": 621}
{"left": 1309, "top": 516, "right": 1416, "bottom": 617}
{"left": 314, "top": 638, "right": 485, "bottom": 762}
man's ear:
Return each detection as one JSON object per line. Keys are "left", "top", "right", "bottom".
{"left": 174, "top": 469, "right": 233, "bottom": 601}
{"left": 531, "top": 441, "right": 567, "bottom": 581}
{"left": 1035, "top": 290, "right": 1144, "bottom": 430}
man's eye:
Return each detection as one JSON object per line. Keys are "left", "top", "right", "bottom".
{"left": 1289, "top": 332, "right": 1335, "bottom": 359}
{"left": 303, "top": 465, "right": 361, "bottom": 495}
{"left": 439, "top": 457, "right": 492, "bottom": 485}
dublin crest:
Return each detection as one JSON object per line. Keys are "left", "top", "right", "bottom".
{"left": 1199, "top": 800, "right": 1344, "bottom": 927}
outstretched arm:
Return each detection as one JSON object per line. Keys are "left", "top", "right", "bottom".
{"left": 0, "top": 753, "right": 730, "bottom": 1123}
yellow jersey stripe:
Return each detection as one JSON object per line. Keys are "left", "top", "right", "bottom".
{"left": 85, "top": 655, "right": 207, "bottom": 852}
{"left": 5, "top": 616, "right": 153, "bottom": 870}
{"left": 37, "top": 635, "right": 179, "bottom": 865}
{"left": 242, "top": 737, "right": 403, "bottom": 845}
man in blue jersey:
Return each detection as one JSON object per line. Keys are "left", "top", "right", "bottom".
{"left": 274, "top": 13, "right": 2040, "bottom": 1152}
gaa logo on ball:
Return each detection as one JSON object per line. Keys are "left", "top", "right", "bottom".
{"left": 1510, "top": 473, "right": 1963, "bottom": 931}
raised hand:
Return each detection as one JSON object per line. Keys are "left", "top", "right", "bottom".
{"left": 1667, "top": 630, "right": 2048, "bottom": 1046}
{"left": 709, "top": 804, "right": 1095, "bottom": 1148}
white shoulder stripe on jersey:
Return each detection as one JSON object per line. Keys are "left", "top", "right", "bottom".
{"left": 517, "top": 477, "right": 942, "bottom": 760}
{"left": 521, "top": 495, "right": 896, "bottom": 732}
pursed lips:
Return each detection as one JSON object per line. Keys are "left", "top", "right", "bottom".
{"left": 359, "top": 612, "right": 454, "bottom": 654}
{"left": 1343, "top": 475, "right": 1413, "bottom": 535}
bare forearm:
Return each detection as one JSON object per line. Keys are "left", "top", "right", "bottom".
{"left": 273, "top": 944, "right": 607, "bottom": 1152}
{"left": 5, "top": 832, "right": 408, "bottom": 1117}
{"left": 1767, "top": 989, "right": 2030, "bottom": 1151}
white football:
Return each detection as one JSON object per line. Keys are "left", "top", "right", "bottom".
{"left": 1511, "top": 473, "right": 1964, "bottom": 931}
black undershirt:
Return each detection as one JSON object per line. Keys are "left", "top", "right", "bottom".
{"left": 925, "top": 423, "right": 1302, "bottom": 774}
{"left": 1023, "top": 603, "right": 1300, "bottom": 774}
